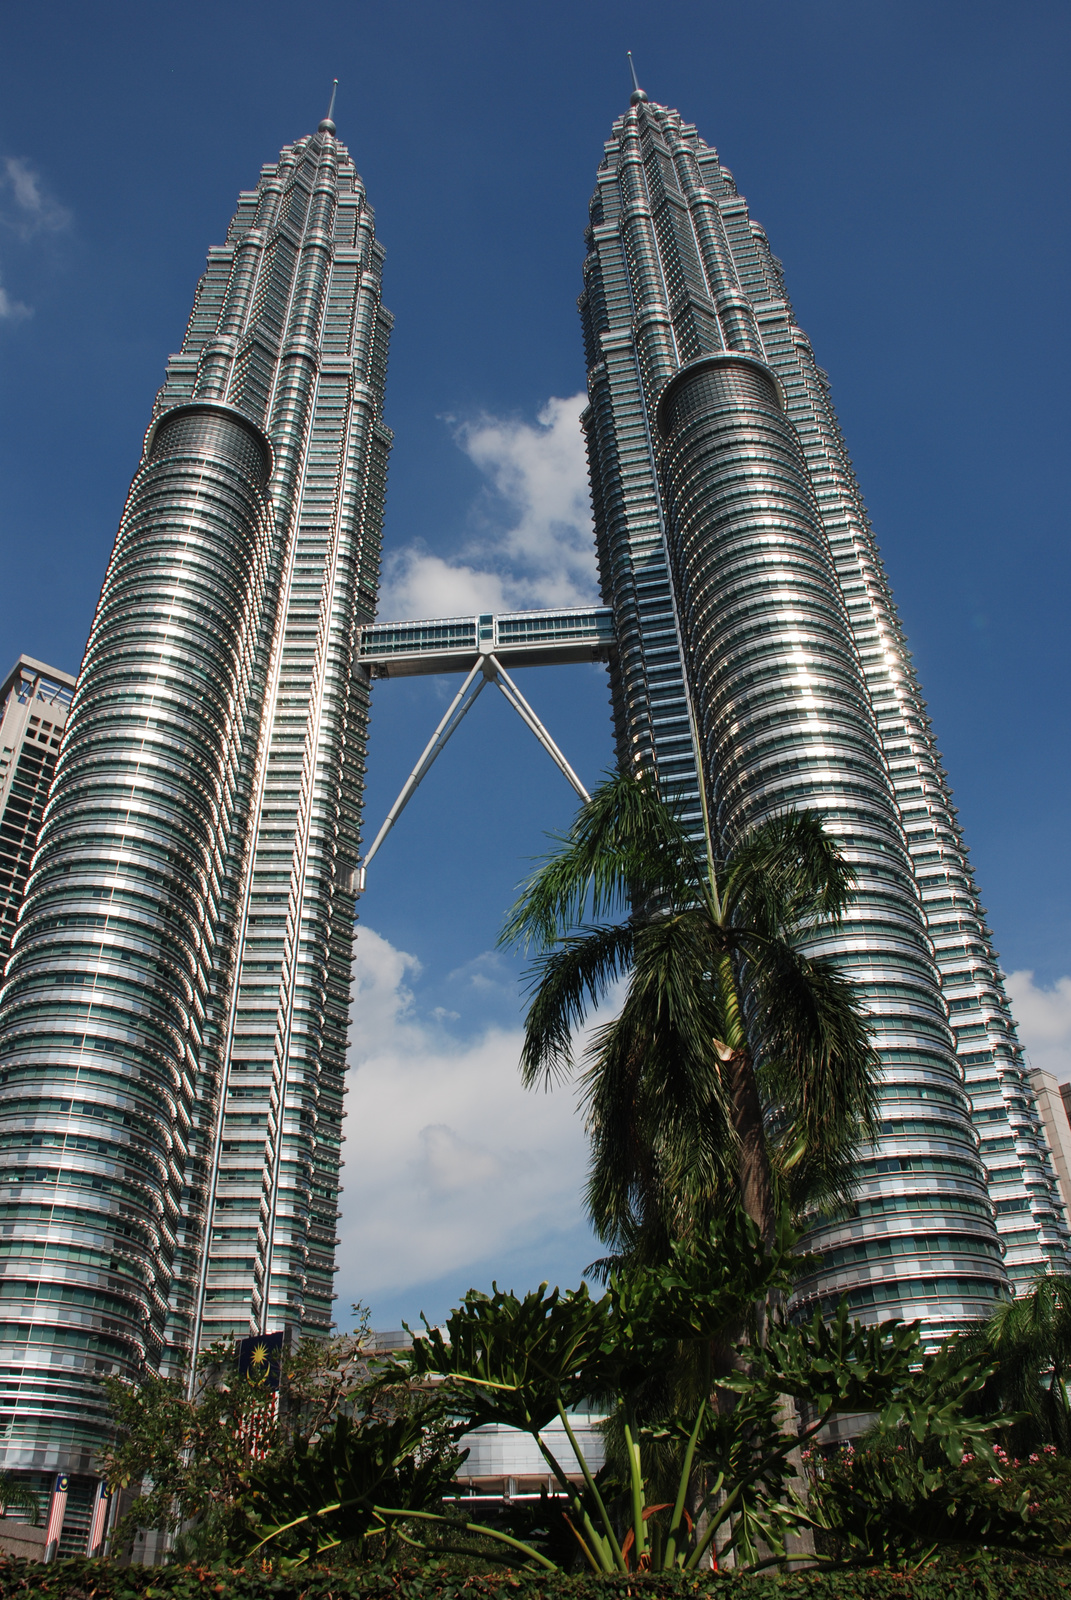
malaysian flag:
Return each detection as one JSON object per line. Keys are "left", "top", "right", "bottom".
{"left": 86, "top": 1481, "right": 111, "bottom": 1556}
{"left": 44, "top": 1473, "right": 68, "bottom": 1557}
{"left": 236, "top": 1331, "right": 284, "bottom": 1390}
{"left": 236, "top": 1332, "right": 285, "bottom": 1458}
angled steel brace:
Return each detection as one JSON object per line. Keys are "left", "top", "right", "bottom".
{"left": 486, "top": 654, "right": 590, "bottom": 803}
{"left": 360, "top": 659, "right": 487, "bottom": 878}
{"left": 358, "top": 653, "right": 589, "bottom": 890}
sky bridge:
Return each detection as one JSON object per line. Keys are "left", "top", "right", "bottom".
{"left": 356, "top": 606, "right": 617, "bottom": 885}
{"left": 358, "top": 604, "right": 616, "bottom": 677}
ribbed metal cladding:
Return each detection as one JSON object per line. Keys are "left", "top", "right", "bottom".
{"left": 655, "top": 352, "right": 1006, "bottom": 1332}
{"left": 656, "top": 356, "right": 891, "bottom": 846}
{"left": 0, "top": 404, "right": 274, "bottom": 1472}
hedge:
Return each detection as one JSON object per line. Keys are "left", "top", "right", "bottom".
{"left": 0, "top": 1559, "right": 1068, "bottom": 1600}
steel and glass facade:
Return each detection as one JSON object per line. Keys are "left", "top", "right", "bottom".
{"left": 579, "top": 86, "right": 1068, "bottom": 1330}
{"left": 0, "top": 116, "right": 392, "bottom": 1474}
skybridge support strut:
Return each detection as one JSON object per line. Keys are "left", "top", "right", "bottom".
{"left": 357, "top": 653, "right": 589, "bottom": 890}
{"left": 488, "top": 656, "right": 590, "bottom": 803}
{"left": 360, "top": 658, "right": 487, "bottom": 879}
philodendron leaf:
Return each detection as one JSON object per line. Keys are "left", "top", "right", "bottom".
{"left": 396, "top": 1281, "right": 616, "bottom": 1432}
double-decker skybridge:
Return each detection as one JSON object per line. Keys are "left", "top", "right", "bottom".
{"left": 355, "top": 605, "right": 616, "bottom": 887}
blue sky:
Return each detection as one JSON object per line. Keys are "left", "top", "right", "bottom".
{"left": 0, "top": 1, "right": 1068, "bottom": 1330}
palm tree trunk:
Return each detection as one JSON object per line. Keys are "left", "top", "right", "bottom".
{"left": 709, "top": 942, "right": 780, "bottom": 1313}
{"left": 723, "top": 1045, "right": 775, "bottom": 1249}
{"left": 712, "top": 952, "right": 776, "bottom": 1248}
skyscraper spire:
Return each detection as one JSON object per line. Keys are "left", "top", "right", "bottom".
{"left": 626, "top": 51, "right": 648, "bottom": 104}
{"left": 320, "top": 77, "right": 339, "bottom": 133}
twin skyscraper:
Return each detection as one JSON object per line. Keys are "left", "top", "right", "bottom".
{"left": 0, "top": 84, "right": 1065, "bottom": 1496}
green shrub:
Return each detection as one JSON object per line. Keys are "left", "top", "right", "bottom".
{"left": 0, "top": 1554, "right": 1069, "bottom": 1600}
{"left": 804, "top": 1439, "right": 1071, "bottom": 1563}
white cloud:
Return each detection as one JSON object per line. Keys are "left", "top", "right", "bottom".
{"left": 377, "top": 550, "right": 512, "bottom": 621}
{"left": 0, "top": 157, "right": 70, "bottom": 324}
{"left": 458, "top": 395, "right": 598, "bottom": 602}
{"left": 0, "top": 157, "right": 71, "bottom": 239}
{"left": 377, "top": 394, "right": 597, "bottom": 621}
{"left": 420, "top": 1125, "right": 504, "bottom": 1194}
{"left": 1006, "top": 970, "right": 1071, "bottom": 1082}
{"left": 0, "top": 278, "right": 30, "bottom": 322}
{"left": 335, "top": 926, "right": 592, "bottom": 1307}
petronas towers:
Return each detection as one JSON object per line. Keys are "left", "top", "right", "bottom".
{"left": 0, "top": 83, "right": 1065, "bottom": 1486}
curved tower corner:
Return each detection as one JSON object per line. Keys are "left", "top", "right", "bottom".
{"left": 579, "top": 88, "right": 1068, "bottom": 1333}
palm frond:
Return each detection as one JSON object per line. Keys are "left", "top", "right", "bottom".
{"left": 580, "top": 914, "right": 735, "bottom": 1249}
{"left": 518, "top": 921, "right": 635, "bottom": 1088}
{"left": 969, "top": 1275, "right": 1071, "bottom": 1454}
{"left": 500, "top": 768, "right": 702, "bottom": 953}
{"left": 582, "top": 1010, "right": 734, "bottom": 1252}
{"left": 0, "top": 1471, "right": 39, "bottom": 1524}
{"left": 627, "top": 909, "right": 728, "bottom": 1035}
{"left": 987, "top": 1274, "right": 1071, "bottom": 1366}
{"left": 721, "top": 809, "right": 856, "bottom": 938}
{"left": 748, "top": 941, "right": 880, "bottom": 1211}
{"left": 505, "top": 769, "right": 881, "bottom": 1267}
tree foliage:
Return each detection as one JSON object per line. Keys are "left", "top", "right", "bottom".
{"left": 97, "top": 1314, "right": 376, "bottom": 1560}
{"left": 961, "top": 1274, "right": 1071, "bottom": 1456}
{"left": 239, "top": 1216, "right": 1006, "bottom": 1574}
{"left": 501, "top": 771, "right": 880, "bottom": 1260}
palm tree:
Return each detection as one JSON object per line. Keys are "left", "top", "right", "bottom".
{"left": 0, "top": 1470, "right": 40, "bottom": 1523}
{"left": 964, "top": 1274, "right": 1071, "bottom": 1455}
{"left": 502, "top": 769, "right": 880, "bottom": 1264}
